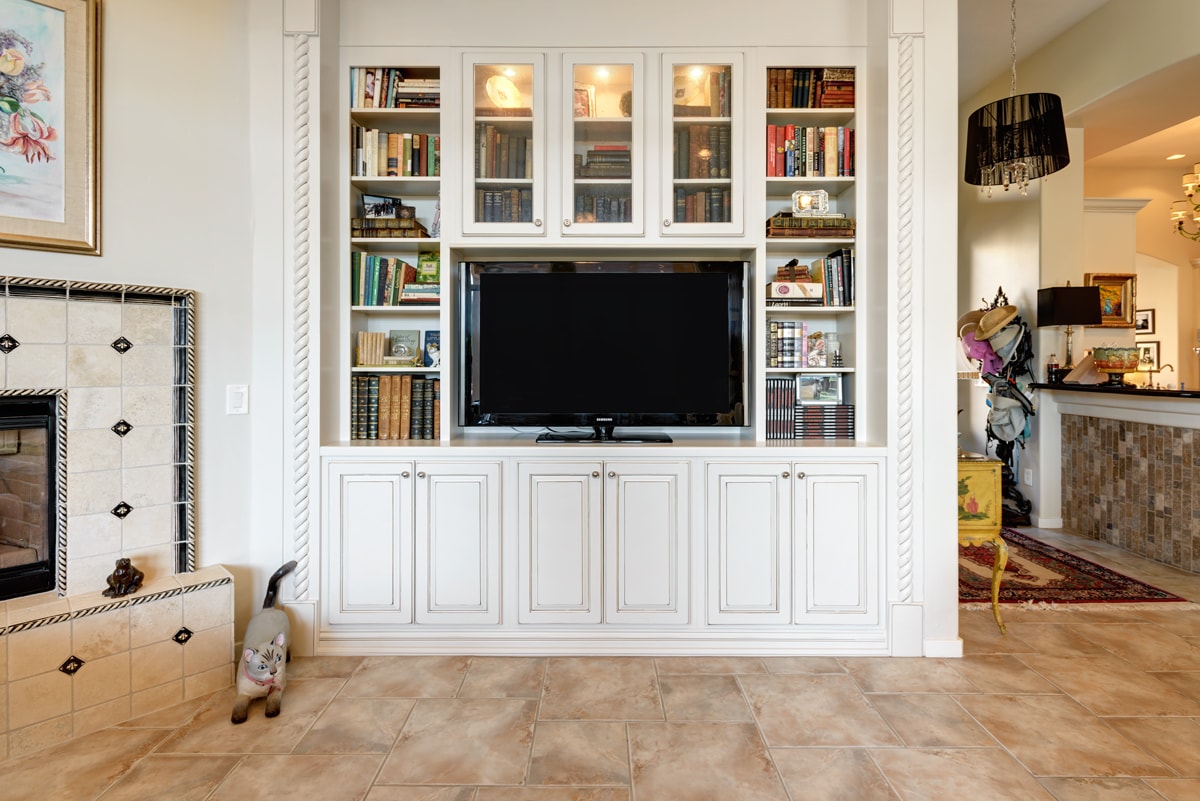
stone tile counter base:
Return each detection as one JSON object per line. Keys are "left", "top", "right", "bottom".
{"left": 0, "top": 565, "right": 233, "bottom": 762}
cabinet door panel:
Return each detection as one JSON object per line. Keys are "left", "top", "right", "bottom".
{"left": 518, "top": 462, "right": 603, "bottom": 623}
{"left": 324, "top": 461, "right": 413, "bottom": 625}
{"left": 706, "top": 463, "right": 791, "bottom": 624}
{"left": 605, "top": 462, "right": 688, "bottom": 623}
{"left": 415, "top": 462, "right": 501, "bottom": 623}
{"left": 794, "top": 462, "right": 879, "bottom": 624}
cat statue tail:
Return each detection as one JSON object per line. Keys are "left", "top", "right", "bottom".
{"left": 261, "top": 560, "right": 298, "bottom": 609}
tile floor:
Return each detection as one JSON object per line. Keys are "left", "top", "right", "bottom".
{"left": 7, "top": 527, "right": 1200, "bottom": 801}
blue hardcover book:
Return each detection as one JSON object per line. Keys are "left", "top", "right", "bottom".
{"left": 423, "top": 330, "right": 441, "bottom": 367}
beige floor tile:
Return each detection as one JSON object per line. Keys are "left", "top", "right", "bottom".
{"left": 739, "top": 673, "right": 900, "bottom": 747}
{"left": 958, "top": 609, "right": 1039, "bottom": 654}
{"left": 340, "top": 655, "right": 470, "bottom": 698}
{"left": 157, "top": 678, "right": 343, "bottom": 754}
{"left": 659, "top": 674, "right": 753, "bottom": 721}
{"left": 377, "top": 698, "right": 536, "bottom": 785}
{"left": 208, "top": 755, "right": 382, "bottom": 801}
{"left": 840, "top": 657, "right": 978, "bottom": 693}
{"left": 1148, "top": 671, "right": 1200, "bottom": 704}
{"left": 1037, "top": 777, "right": 1168, "bottom": 800}
{"left": 292, "top": 697, "right": 414, "bottom": 754}
{"left": 539, "top": 657, "right": 663, "bottom": 721}
{"left": 869, "top": 748, "right": 1057, "bottom": 800}
{"left": 118, "top": 694, "right": 212, "bottom": 728}
{"left": 0, "top": 727, "right": 168, "bottom": 801}
{"left": 653, "top": 656, "right": 765, "bottom": 674}
{"left": 1004, "top": 624, "right": 1117, "bottom": 657}
{"left": 759, "top": 655, "right": 846, "bottom": 673}
{"left": 1130, "top": 607, "right": 1200, "bottom": 636}
{"left": 287, "top": 655, "right": 366, "bottom": 678}
{"left": 1143, "top": 778, "right": 1200, "bottom": 800}
{"left": 867, "top": 693, "right": 995, "bottom": 747}
{"left": 956, "top": 694, "right": 1171, "bottom": 777}
{"left": 1072, "top": 623, "right": 1200, "bottom": 671}
{"left": 1018, "top": 654, "right": 1200, "bottom": 716}
{"left": 526, "top": 720, "right": 630, "bottom": 785}
{"left": 770, "top": 748, "right": 899, "bottom": 800}
{"left": 475, "top": 789, "right": 628, "bottom": 801}
{"left": 1105, "top": 717, "right": 1200, "bottom": 776}
{"left": 458, "top": 656, "right": 546, "bottom": 698}
{"left": 366, "top": 788, "right": 478, "bottom": 801}
{"left": 951, "top": 655, "right": 1062, "bottom": 694}
{"left": 628, "top": 721, "right": 788, "bottom": 801}
{"left": 91, "top": 754, "right": 242, "bottom": 801}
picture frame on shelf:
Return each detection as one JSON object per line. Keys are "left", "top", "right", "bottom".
{"left": 1138, "top": 341, "right": 1160, "bottom": 371}
{"left": 573, "top": 82, "right": 595, "bottom": 118}
{"left": 797, "top": 373, "right": 843, "bottom": 405}
{"left": 1084, "top": 273, "right": 1136, "bottom": 328}
{"left": 1134, "top": 308, "right": 1155, "bottom": 335}
{"left": 361, "top": 193, "right": 412, "bottom": 219}
{"left": 0, "top": 0, "right": 101, "bottom": 255}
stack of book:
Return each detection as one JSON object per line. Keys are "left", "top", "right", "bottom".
{"left": 351, "top": 217, "right": 430, "bottom": 238}
{"left": 475, "top": 187, "right": 534, "bottom": 223}
{"left": 672, "top": 187, "right": 731, "bottom": 223}
{"left": 765, "top": 124, "right": 854, "bottom": 177}
{"left": 765, "top": 211, "right": 855, "bottom": 239}
{"left": 576, "top": 145, "right": 631, "bottom": 179}
{"left": 351, "top": 126, "right": 441, "bottom": 177}
{"left": 475, "top": 125, "right": 531, "bottom": 179}
{"left": 673, "top": 125, "right": 731, "bottom": 179}
{"left": 765, "top": 376, "right": 797, "bottom": 440}
{"left": 766, "top": 67, "right": 855, "bottom": 109}
{"left": 350, "top": 374, "right": 440, "bottom": 440}
{"left": 351, "top": 68, "right": 440, "bottom": 109}
{"left": 767, "top": 320, "right": 808, "bottom": 368}
{"left": 770, "top": 248, "right": 855, "bottom": 308}
{"left": 794, "top": 404, "right": 856, "bottom": 439}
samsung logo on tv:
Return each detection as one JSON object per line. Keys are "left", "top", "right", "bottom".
{"left": 594, "top": 416, "right": 614, "bottom": 422}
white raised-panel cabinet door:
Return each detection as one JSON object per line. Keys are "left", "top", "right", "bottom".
{"left": 414, "top": 461, "right": 502, "bottom": 624}
{"left": 517, "top": 461, "right": 603, "bottom": 623}
{"left": 323, "top": 460, "right": 414, "bottom": 626}
{"left": 604, "top": 461, "right": 689, "bottom": 624}
{"left": 793, "top": 461, "right": 880, "bottom": 626}
{"left": 706, "top": 462, "right": 792, "bottom": 624}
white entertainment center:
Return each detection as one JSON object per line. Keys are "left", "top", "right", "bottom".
{"left": 305, "top": 0, "right": 960, "bottom": 657}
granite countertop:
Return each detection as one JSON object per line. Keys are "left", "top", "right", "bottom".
{"left": 1030, "top": 382, "right": 1199, "bottom": 399}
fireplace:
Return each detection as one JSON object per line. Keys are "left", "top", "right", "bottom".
{"left": 0, "top": 394, "right": 62, "bottom": 600}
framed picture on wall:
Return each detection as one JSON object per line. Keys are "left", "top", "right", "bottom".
{"left": 0, "top": 0, "right": 101, "bottom": 255}
{"left": 1138, "top": 341, "right": 1160, "bottom": 371}
{"left": 1135, "top": 308, "right": 1156, "bottom": 335}
{"left": 1084, "top": 273, "right": 1136, "bottom": 328}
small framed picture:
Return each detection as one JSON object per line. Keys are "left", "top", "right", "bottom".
{"left": 1084, "top": 273, "right": 1136, "bottom": 328}
{"left": 1138, "top": 341, "right": 1160, "bottom": 371}
{"left": 1135, "top": 308, "right": 1155, "bottom": 335}
{"left": 573, "top": 82, "right": 596, "bottom": 118}
{"left": 797, "top": 373, "right": 843, "bottom": 404}
{"left": 361, "top": 193, "right": 406, "bottom": 219}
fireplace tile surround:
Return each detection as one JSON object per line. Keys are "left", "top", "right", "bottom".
{"left": 0, "top": 277, "right": 231, "bottom": 762}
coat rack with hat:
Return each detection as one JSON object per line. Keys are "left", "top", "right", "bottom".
{"left": 958, "top": 287, "right": 1035, "bottom": 526}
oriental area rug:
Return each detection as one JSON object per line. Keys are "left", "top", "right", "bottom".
{"left": 960, "top": 528, "right": 1186, "bottom": 604}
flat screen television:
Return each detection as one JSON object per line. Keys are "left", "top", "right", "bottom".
{"left": 459, "top": 260, "right": 747, "bottom": 443}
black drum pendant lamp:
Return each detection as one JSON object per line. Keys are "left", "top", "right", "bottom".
{"left": 964, "top": 0, "right": 1070, "bottom": 195}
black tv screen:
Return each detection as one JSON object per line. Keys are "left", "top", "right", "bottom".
{"left": 460, "top": 261, "right": 746, "bottom": 441}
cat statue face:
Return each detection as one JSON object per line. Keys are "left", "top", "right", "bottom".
{"left": 231, "top": 632, "right": 287, "bottom": 724}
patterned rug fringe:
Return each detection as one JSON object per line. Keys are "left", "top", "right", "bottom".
{"left": 961, "top": 601, "right": 1200, "bottom": 612}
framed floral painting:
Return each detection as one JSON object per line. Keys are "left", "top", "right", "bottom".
{"left": 0, "top": 0, "right": 100, "bottom": 255}
{"left": 1083, "top": 272, "right": 1136, "bottom": 328}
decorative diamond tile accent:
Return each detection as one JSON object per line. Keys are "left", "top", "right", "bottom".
{"left": 172, "top": 626, "right": 194, "bottom": 645}
{"left": 0, "top": 333, "right": 19, "bottom": 353}
{"left": 110, "top": 336, "right": 134, "bottom": 354}
{"left": 59, "top": 655, "right": 85, "bottom": 676}
{"left": 111, "top": 501, "right": 133, "bottom": 519}
{"left": 111, "top": 419, "right": 133, "bottom": 437}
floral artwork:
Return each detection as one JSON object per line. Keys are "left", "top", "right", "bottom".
{"left": 0, "top": 0, "right": 64, "bottom": 222}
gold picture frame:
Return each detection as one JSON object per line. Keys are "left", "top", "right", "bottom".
{"left": 1084, "top": 272, "right": 1136, "bottom": 328}
{"left": 0, "top": 0, "right": 101, "bottom": 255}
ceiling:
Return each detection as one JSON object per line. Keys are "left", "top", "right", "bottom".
{"left": 958, "top": 0, "right": 1200, "bottom": 172}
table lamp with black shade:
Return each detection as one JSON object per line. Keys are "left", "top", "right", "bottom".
{"left": 1037, "top": 285, "right": 1101, "bottom": 379}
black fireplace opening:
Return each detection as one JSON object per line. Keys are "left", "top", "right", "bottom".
{"left": 0, "top": 395, "right": 59, "bottom": 601}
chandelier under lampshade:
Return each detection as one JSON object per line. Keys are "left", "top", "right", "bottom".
{"left": 1170, "top": 162, "right": 1200, "bottom": 241}
{"left": 963, "top": 0, "right": 1070, "bottom": 195}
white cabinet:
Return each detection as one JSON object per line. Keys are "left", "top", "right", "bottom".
{"left": 517, "top": 460, "right": 688, "bottom": 624}
{"left": 707, "top": 460, "right": 880, "bottom": 626}
{"left": 414, "top": 461, "right": 502, "bottom": 624}
{"left": 706, "top": 461, "right": 792, "bottom": 624}
{"left": 323, "top": 460, "right": 414, "bottom": 625}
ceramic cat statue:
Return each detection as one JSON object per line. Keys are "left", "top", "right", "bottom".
{"left": 231, "top": 560, "right": 297, "bottom": 724}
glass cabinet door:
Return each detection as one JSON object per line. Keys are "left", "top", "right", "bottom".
{"left": 661, "top": 52, "right": 743, "bottom": 236}
{"left": 562, "top": 53, "right": 643, "bottom": 236}
{"left": 463, "top": 53, "right": 545, "bottom": 235}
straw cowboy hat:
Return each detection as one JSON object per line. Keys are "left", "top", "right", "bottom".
{"left": 975, "top": 304, "right": 1019, "bottom": 340}
{"left": 957, "top": 309, "right": 985, "bottom": 338}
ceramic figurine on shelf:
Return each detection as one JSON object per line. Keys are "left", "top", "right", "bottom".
{"left": 102, "top": 558, "right": 144, "bottom": 598}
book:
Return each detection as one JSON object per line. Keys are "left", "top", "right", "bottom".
{"left": 410, "top": 378, "right": 427, "bottom": 439}
{"left": 365, "top": 375, "right": 380, "bottom": 440}
{"left": 432, "top": 378, "right": 441, "bottom": 440}
{"left": 423, "top": 330, "right": 441, "bottom": 367}
{"left": 386, "top": 329, "right": 421, "bottom": 366}
{"left": 377, "top": 374, "right": 394, "bottom": 441}
{"left": 416, "top": 251, "right": 440, "bottom": 283}
{"left": 398, "top": 374, "right": 413, "bottom": 440}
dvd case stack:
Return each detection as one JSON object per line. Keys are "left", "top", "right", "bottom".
{"left": 794, "top": 404, "right": 856, "bottom": 439}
